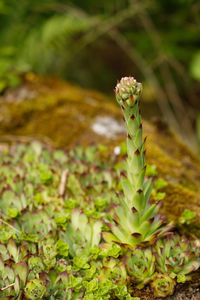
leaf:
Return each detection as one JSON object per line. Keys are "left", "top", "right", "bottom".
{"left": 146, "top": 165, "right": 157, "bottom": 176}
{"left": 7, "top": 208, "right": 19, "bottom": 219}
{"left": 7, "top": 238, "right": 18, "bottom": 263}
{"left": 56, "top": 240, "right": 69, "bottom": 257}
{"left": 190, "top": 51, "right": 200, "bottom": 81}
{"left": 20, "top": 231, "right": 39, "bottom": 243}
{"left": 14, "top": 261, "right": 28, "bottom": 287}
{"left": 73, "top": 256, "right": 90, "bottom": 270}
{"left": 154, "top": 178, "right": 167, "bottom": 190}
{"left": 3, "top": 266, "right": 15, "bottom": 282}
{"left": 67, "top": 174, "right": 84, "bottom": 196}
{"left": 14, "top": 275, "right": 20, "bottom": 296}
{"left": 83, "top": 278, "right": 98, "bottom": 293}
{"left": 0, "top": 244, "right": 9, "bottom": 260}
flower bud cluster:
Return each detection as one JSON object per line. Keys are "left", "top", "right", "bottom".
{"left": 115, "top": 76, "right": 142, "bottom": 106}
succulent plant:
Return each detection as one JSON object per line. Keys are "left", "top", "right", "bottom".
{"left": 45, "top": 271, "right": 73, "bottom": 300}
{"left": 125, "top": 247, "right": 155, "bottom": 288}
{"left": 0, "top": 142, "right": 121, "bottom": 299}
{"left": 154, "top": 234, "right": 200, "bottom": 276}
{"left": 39, "top": 238, "right": 58, "bottom": 270}
{"left": 28, "top": 256, "right": 45, "bottom": 276}
{"left": 25, "top": 279, "right": 46, "bottom": 300}
{"left": 103, "top": 77, "right": 172, "bottom": 249}
{"left": 178, "top": 209, "right": 196, "bottom": 225}
{"left": 60, "top": 209, "right": 102, "bottom": 257}
{"left": 98, "top": 257, "right": 127, "bottom": 285}
{"left": 0, "top": 238, "right": 28, "bottom": 298}
{"left": 151, "top": 273, "right": 175, "bottom": 298}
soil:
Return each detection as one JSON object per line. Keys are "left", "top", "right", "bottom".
{"left": 130, "top": 270, "right": 200, "bottom": 299}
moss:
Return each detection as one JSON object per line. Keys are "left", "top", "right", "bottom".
{"left": 1, "top": 73, "right": 200, "bottom": 236}
{"left": 0, "top": 74, "right": 122, "bottom": 148}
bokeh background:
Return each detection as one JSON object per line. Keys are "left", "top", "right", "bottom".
{"left": 0, "top": 0, "right": 200, "bottom": 149}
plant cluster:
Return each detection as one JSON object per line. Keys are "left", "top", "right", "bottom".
{"left": 0, "top": 77, "right": 200, "bottom": 299}
{"left": 0, "top": 140, "right": 139, "bottom": 299}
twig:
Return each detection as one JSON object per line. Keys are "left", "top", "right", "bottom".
{"left": 59, "top": 169, "right": 69, "bottom": 197}
{"left": 67, "top": 0, "right": 149, "bottom": 58}
{"left": 108, "top": 28, "right": 180, "bottom": 133}
{"left": 0, "top": 219, "right": 21, "bottom": 234}
{"left": 159, "top": 63, "right": 197, "bottom": 148}
{"left": 0, "top": 134, "right": 53, "bottom": 146}
{"left": 0, "top": 283, "right": 15, "bottom": 291}
{"left": 167, "top": 56, "right": 198, "bottom": 106}
{"left": 138, "top": 10, "right": 197, "bottom": 148}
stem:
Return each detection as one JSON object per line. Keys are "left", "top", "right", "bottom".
{"left": 0, "top": 283, "right": 15, "bottom": 291}
{"left": 116, "top": 77, "right": 148, "bottom": 215}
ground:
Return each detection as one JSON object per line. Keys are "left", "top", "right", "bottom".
{"left": 0, "top": 74, "right": 200, "bottom": 299}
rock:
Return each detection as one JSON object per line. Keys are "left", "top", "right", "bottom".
{"left": 0, "top": 73, "right": 200, "bottom": 237}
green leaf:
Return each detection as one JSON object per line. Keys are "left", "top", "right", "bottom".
{"left": 40, "top": 170, "right": 53, "bottom": 185}
{"left": 67, "top": 174, "right": 84, "bottom": 196}
{"left": 85, "top": 266, "right": 96, "bottom": 280}
{"left": 28, "top": 257, "right": 44, "bottom": 274}
{"left": 178, "top": 209, "right": 196, "bottom": 225}
{"left": 177, "top": 274, "right": 186, "bottom": 283}
{"left": 14, "top": 261, "right": 28, "bottom": 287}
{"left": 154, "top": 178, "right": 167, "bottom": 190}
{"left": 7, "top": 208, "right": 19, "bottom": 218}
{"left": 7, "top": 238, "right": 18, "bottom": 262}
{"left": 120, "top": 142, "right": 127, "bottom": 155}
{"left": 154, "top": 192, "right": 166, "bottom": 200}
{"left": 0, "top": 230, "right": 13, "bottom": 243}
{"left": 73, "top": 256, "right": 90, "bottom": 270}
{"left": 146, "top": 165, "right": 157, "bottom": 176}
{"left": 20, "top": 231, "right": 39, "bottom": 243}
{"left": 83, "top": 278, "right": 98, "bottom": 293}
{"left": 68, "top": 274, "right": 82, "bottom": 289}
{"left": 190, "top": 51, "right": 200, "bottom": 81}
{"left": 56, "top": 239, "right": 69, "bottom": 257}
{"left": 0, "top": 243, "right": 9, "bottom": 260}
{"left": 54, "top": 215, "right": 67, "bottom": 225}
{"left": 3, "top": 265, "right": 15, "bottom": 282}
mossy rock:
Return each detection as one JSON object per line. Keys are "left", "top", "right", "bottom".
{"left": 0, "top": 73, "right": 200, "bottom": 236}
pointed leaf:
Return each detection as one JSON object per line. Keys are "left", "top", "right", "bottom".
{"left": 7, "top": 238, "right": 18, "bottom": 263}
{"left": 14, "top": 262, "right": 28, "bottom": 287}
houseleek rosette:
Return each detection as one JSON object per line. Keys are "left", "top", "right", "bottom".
{"left": 154, "top": 234, "right": 200, "bottom": 276}
{"left": 0, "top": 239, "right": 29, "bottom": 298}
{"left": 98, "top": 257, "right": 127, "bottom": 285}
{"left": 103, "top": 77, "right": 173, "bottom": 249}
{"left": 60, "top": 209, "right": 102, "bottom": 257}
{"left": 151, "top": 273, "right": 175, "bottom": 298}
{"left": 125, "top": 247, "right": 155, "bottom": 289}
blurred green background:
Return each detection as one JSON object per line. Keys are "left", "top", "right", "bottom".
{"left": 0, "top": 0, "right": 200, "bottom": 149}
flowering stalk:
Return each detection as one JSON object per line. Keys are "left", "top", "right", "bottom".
{"left": 115, "top": 77, "right": 146, "bottom": 213}
{"left": 103, "top": 77, "right": 172, "bottom": 248}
